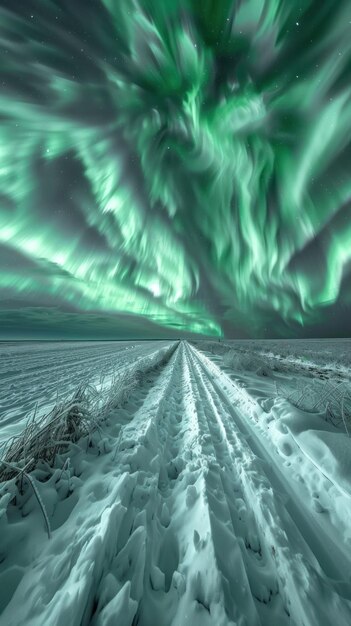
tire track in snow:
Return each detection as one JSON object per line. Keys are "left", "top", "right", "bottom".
{"left": 150, "top": 343, "right": 240, "bottom": 626}
{"left": 184, "top": 344, "right": 285, "bottom": 625}
{"left": 179, "top": 345, "right": 262, "bottom": 625}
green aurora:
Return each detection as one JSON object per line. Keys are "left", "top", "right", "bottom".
{"left": 1, "top": 0, "right": 351, "bottom": 338}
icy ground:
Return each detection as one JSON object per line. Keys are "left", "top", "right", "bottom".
{"left": 0, "top": 340, "right": 351, "bottom": 625}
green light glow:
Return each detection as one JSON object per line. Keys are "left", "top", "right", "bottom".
{"left": 0, "top": 0, "right": 350, "bottom": 337}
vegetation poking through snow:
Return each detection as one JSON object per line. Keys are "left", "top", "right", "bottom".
{"left": 193, "top": 341, "right": 351, "bottom": 434}
{"left": 276, "top": 379, "right": 351, "bottom": 434}
{"left": 0, "top": 342, "right": 178, "bottom": 482}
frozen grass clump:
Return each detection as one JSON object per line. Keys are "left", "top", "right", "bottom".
{"left": 0, "top": 386, "right": 96, "bottom": 482}
{"left": 191, "top": 340, "right": 230, "bottom": 356}
{"left": 223, "top": 350, "right": 272, "bottom": 376}
{"left": 276, "top": 379, "right": 351, "bottom": 435}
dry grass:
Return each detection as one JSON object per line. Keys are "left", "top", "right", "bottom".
{"left": 0, "top": 342, "right": 178, "bottom": 482}
{"left": 0, "top": 387, "right": 93, "bottom": 481}
{"left": 276, "top": 378, "right": 351, "bottom": 435}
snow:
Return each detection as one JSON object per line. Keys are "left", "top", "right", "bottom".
{"left": 0, "top": 340, "right": 172, "bottom": 443}
{"left": 0, "top": 339, "right": 350, "bottom": 625}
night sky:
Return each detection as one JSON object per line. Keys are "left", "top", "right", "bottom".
{"left": 1, "top": 0, "right": 351, "bottom": 339}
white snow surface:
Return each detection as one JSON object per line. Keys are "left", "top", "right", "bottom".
{"left": 0, "top": 340, "right": 350, "bottom": 626}
{"left": 0, "top": 340, "right": 172, "bottom": 443}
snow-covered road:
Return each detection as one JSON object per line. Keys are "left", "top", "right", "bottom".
{"left": 0, "top": 341, "right": 350, "bottom": 626}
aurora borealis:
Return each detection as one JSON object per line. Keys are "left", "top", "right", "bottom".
{"left": 1, "top": 1, "right": 351, "bottom": 338}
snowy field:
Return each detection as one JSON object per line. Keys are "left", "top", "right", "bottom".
{"left": 0, "top": 340, "right": 173, "bottom": 443}
{"left": 197, "top": 338, "right": 351, "bottom": 379}
{"left": 0, "top": 339, "right": 351, "bottom": 625}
